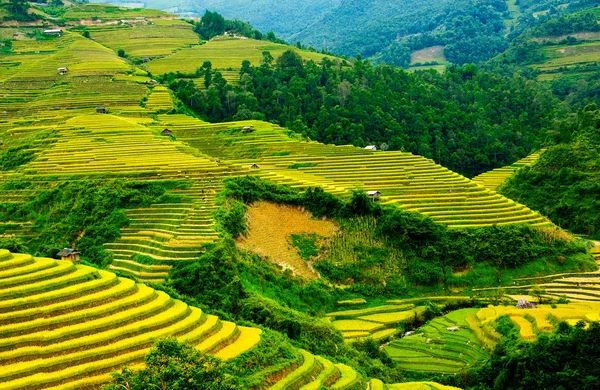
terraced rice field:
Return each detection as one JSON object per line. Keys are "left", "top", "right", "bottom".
{"left": 0, "top": 249, "right": 261, "bottom": 389}
{"left": 385, "top": 309, "right": 490, "bottom": 374}
{"left": 536, "top": 41, "right": 600, "bottom": 72}
{"left": 476, "top": 301, "right": 600, "bottom": 340}
{"left": 62, "top": 3, "right": 172, "bottom": 21}
{"left": 165, "top": 115, "right": 553, "bottom": 229}
{"left": 88, "top": 19, "right": 199, "bottom": 59}
{"left": 326, "top": 297, "right": 473, "bottom": 343}
{"left": 472, "top": 149, "right": 546, "bottom": 191}
{"left": 147, "top": 37, "right": 339, "bottom": 76}
{"left": 145, "top": 85, "right": 173, "bottom": 112}
{"left": 474, "top": 244, "right": 600, "bottom": 304}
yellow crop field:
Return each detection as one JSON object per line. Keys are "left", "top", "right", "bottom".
{"left": 475, "top": 302, "right": 600, "bottom": 342}
{"left": 89, "top": 20, "right": 199, "bottom": 59}
{"left": 0, "top": 251, "right": 261, "bottom": 388}
{"left": 237, "top": 202, "right": 338, "bottom": 279}
{"left": 509, "top": 315, "right": 536, "bottom": 341}
{"left": 148, "top": 37, "right": 339, "bottom": 75}
{"left": 330, "top": 319, "right": 384, "bottom": 332}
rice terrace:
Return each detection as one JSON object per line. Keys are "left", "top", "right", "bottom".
{"left": 0, "top": 1, "right": 600, "bottom": 389}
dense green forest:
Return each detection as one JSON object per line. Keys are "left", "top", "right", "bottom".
{"left": 501, "top": 104, "right": 600, "bottom": 239}
{"left": 466, "top": 318, "right": 600, "bottom": 389}
{"left": 164, "top": 52, "right": 558, "bottom": 177}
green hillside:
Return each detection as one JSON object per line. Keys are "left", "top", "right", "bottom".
{"left": 1, "top": 2, "right": 600, "bottom": 389}
{"left": 500, "top": 105, "right": 600, "bottom": 239}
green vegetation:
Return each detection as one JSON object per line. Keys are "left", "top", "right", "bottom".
{"left": 466, "top": 321, "right": 600, "bottom": 389}
{"left": 501, "top": 104, "right": 600, "bottom": 238}
{"left": 2, "top": 2, "right": 600, "bottom": 388}
{"left": 103, "top": 337, "right": 237, "bottom": 390}
{"left": 386, "top": 309, "right": 489, "bottom": 374}
{"left": 168, "top": 56, "right": 558, "bottom": 177}
{"left": 0, "top": 179, "right": 187, "bottom": 266}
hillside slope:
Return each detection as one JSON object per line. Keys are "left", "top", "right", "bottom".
{"left": 0, "top": 249, "right": 261, "bottom": 389}
{"left": 500, "top": 105, "right": 600, "bottom": 238}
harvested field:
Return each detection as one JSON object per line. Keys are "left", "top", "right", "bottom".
{"left": 237, "top": 202, "right": 338, "bottom": 279}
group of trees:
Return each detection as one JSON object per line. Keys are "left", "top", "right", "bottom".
{"left": 466, "top": 320, "right": 600, "bottom": 389}
{"left": 194, "top": 10, "right": 284, "bottom": 43}
{"left": 165, "top": 52, "right": 559, "bottom": 177}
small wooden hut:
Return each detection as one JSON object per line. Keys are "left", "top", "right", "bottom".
{"left": 57, "top": 248, "right": 81, "bottom": 263}
{"left": 161, "top": 129, "right": 173, "bottom": 136}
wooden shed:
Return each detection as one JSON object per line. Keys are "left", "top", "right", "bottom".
{"left": 161, "top": 129, "right": 173, "bottom": 136}
{"left": 242, "top": 126, "right": 255, "bottom": 133}
{"left": 96, "top": 106, "right": 108, "bottom": 114}
{"left": 367, "top": 191, "right": 381, "bottom": 201}
{"left": 364, "top": 145, "right": 377, "bottom": 151}
{"left": 57, "top": 67, "right": 68, "bottom": 75}
{"left": 250, "top": 163, "right": 260, "bottom": 169}
{"left": 57, "top": 248, "right": 81, "bottom": 263}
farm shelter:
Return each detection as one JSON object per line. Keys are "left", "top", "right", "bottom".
{"left": 368, "top": 191, "right": 381, "bottom": 201}
{"left": 251, "top": 163, "right": 260, "bottom": 169}
{"left": 44, "top": 29, "right": 63, "bottom": 36}
{"left": 56, "top": 248, "right": 81, "bottom": 263}
{"left": 161, "top": 129, "right": 173, "bottom": 136}
{"left": 96, "top": 106, "right": 109, "bottom": 114}
{"left": 365, "top": 145, "right": 377, "bottom": 151}
{"left": 242, "top": 126, "right": 255, "bottom": 133}
{"left": 57, "top": 67, "right": 68, "bottom": 75}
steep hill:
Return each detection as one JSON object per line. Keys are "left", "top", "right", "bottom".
{"left": 500, "top": 105, "right": 600, "bottom": 239}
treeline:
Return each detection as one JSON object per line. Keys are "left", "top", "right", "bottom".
{"left": 193, "top": 10, "right": 285, "bottom": 43}
{"left": 164, "top": 52, "right": 559, "bottom": 177}
{"left": 465, "top": 318, "right": 600, "bottom": 389}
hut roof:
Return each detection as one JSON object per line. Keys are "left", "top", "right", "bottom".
{"left": 367, "top": 191, "right": 381, "bottom": 196}
{"left": 57, "top": 248, "right": 80, "bottom": 257}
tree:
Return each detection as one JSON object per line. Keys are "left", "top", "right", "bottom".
{"left": 103, "top": 338, "right": 237, "bottom": 390}
{"left": 202, "top": 60, "right": 213, "bottom": 88}
{"left": 8, "top": 0, "right": 29, "bottom": 16}
{"left": 276, "top": 50, "right": 303, "bottom": 71}
{"left": 117, "top": 49, "right": 126, "bottom": 58}
{"left": 195, "top": 10, "right": 226, "bottom": 40}
{"left": 50, "top": 0, "right": 64, "bottom": 6}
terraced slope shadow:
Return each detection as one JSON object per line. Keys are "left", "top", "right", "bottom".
{"left": 472, "top": 149, "right": 546, "bottom": 191}
{"left": 165, "top": 115, "right": 553, "bottom": 229}
{"left": 0, "top": 249, "right": 261, "bottom": 389}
